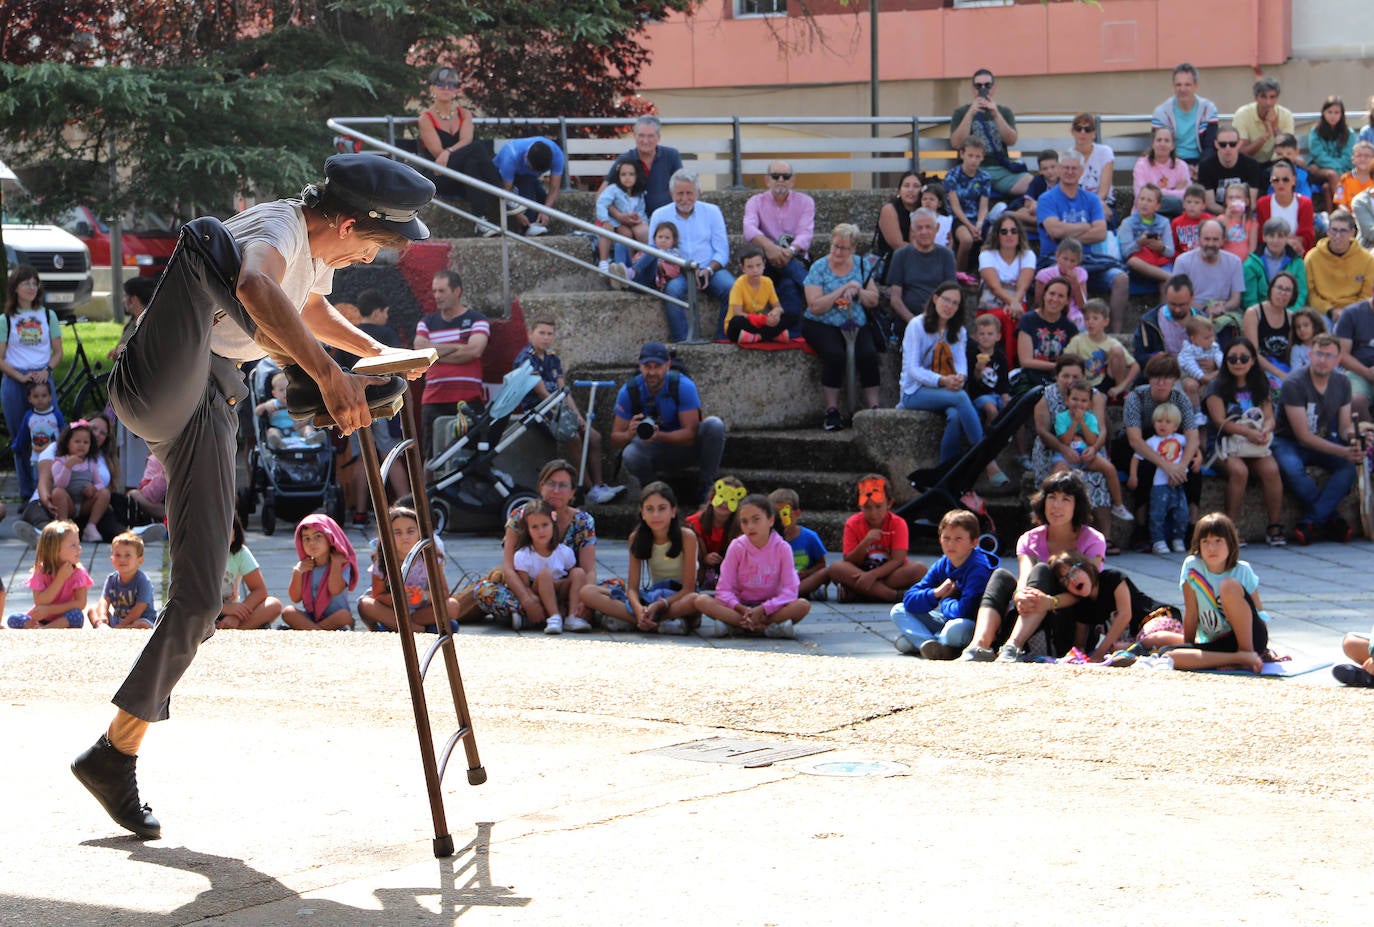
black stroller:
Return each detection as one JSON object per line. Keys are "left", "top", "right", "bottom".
{"left": 237, "top": 359, "right": 343, "bottom": 534}
{"left": 421, "top": 362, "right": 571, "bottom": 534}
{"left": 895, "top": 384, "right": 1044, "bottom": 553}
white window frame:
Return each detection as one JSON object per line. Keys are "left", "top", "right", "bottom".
{"left": 735, "top": 0, "right": 787, "bottom": 17}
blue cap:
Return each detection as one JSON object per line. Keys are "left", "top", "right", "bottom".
{"left": 638, "top": 342, "right": 670, "bottom": 364}
{"left": 322, "top": 154, "right": 435, "bottom": 241}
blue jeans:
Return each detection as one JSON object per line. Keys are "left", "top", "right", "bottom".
{"left": 620, "top": 415, "right": 726, "bottom": 505}
{"left": 1148, "top": 482, "right": 1189, "bottom": 545}
{"left": 898, "top": 387, "right": 984, "bottom": 465}
{"left": 511, "top": 174, "right": 547, "bottom": 223}
{"left": 767, "top": 258, "right": 809, "bottom": 334}
{"left": 8, "top": 609, "right": 84, "bottom": 629}
{"left": 1270, "top": 435, "right": 1357, "bottom": 525}
{"left": 889, "top": 603, "right": 975, "bottom": 650}
{"left": 2, "top": 369, "right": 53, "bottom": 501}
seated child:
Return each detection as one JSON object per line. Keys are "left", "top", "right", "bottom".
{"left": 1128, "top": 403, "right": 1190, "bottom": 555}
{"left": 768, "top": 488, "right": 830, "bottom": 600}
{"left": 889, "top": 509, "right": 997, "bottom": 660}
{"left": 1334, "top": 621, "right": 1374, "bottom": 687}
{"left": 359, "top": 505, "right": 466, "bottom": 634}
{"left": 693, "top": 493, "right": 810, "bottom": 638}
{"left": 1066, "top": 299, "right": 1139, "bottom": 403}
{"left": 1332, "top": 140, "right": 1374, "bottom": 209}
{"left": 1120, "top": 183, "right": 1175, "bottom": 296}
{"left": 724, "top": 245, "right": 790, "bottom": 344}
{"left": 1051, "top": 381, "right": 1134, "bottom": 522}
{"left": 6, "top": 520, "right": 92, "bottom": 629}
{"left": 828, "top": 474, "right": 926, "bottom": 603}
{"left": 129, "top": 452, "right": 167, "bottom": 522}
{"left": 281, "top": 514, "right": 357, "bottom": 630}
{"left": 512, "top": 499, "right": 585, "bottom": 635}
{"left": 1178, "top": 316, "right": 1222, "bottom": 411}
{"left": 256, "top": 371, "right": 325, "bottom": 448}
{"left": 86, "top": 531, "right": 157, "bottom": 629}
{"left": 1048, "top": 551, "right": 1184, "bottom": 662}
{"left": 1034, "top": 236, "right": 1089, "bottom": 330}
{"left": 1170, "top": 184, "right": 1208, "bottom": 256}
{"left": 686, "top": 477, "right": 744, "bottom": 591}
{"left": 50, "top": 421, "right": 110, "bottom": 542}
{"left": 217, "top": 513, "right": 284, "bottom": 630}
{"left": 967, "top": 314, "right": 1012, "bottom": 425}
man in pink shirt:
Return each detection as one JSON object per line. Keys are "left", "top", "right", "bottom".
{"left": 743, "top": 160, "right": 814, "bottom": 330}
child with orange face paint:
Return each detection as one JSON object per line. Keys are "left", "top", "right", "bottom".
{"left": 828, "top": 474, "right": 927, "bottom": 602}
{"left": 768, "top": 488, "right": 830, "bottom": 600}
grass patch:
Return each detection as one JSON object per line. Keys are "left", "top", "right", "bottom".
{"left": 52, "top": 320, "right": 122, "bottom": 389}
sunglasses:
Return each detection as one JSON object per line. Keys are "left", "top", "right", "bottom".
{"left": 1072, "top": 125, "right": 1094, "bottom": 133}
{"left": 1271, "top": 176, "right": 1292, "bottom": 183}
{"left": 769, "top": 172, "right": 793, "bottom": 181}
{"left": 1216, "top": 140, "right": 1239, "bottom": 148}
{"left": 432, "top": 80, "right": 458, "bottom": 89}
{"left": 998, "top": 226, "right": 1020, "bottom": 235}
{"left": 973, "top": 82, "right": 994, "bottom": 90}
{"left": 1226, "top": 354, "right": 1253, "bottom": 364}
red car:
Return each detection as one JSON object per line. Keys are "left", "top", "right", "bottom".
{"left": 58, "top": 205, "right": 178, "bottom": 277}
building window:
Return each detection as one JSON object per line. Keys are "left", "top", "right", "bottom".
{"left": 736, "top": 0, "right": 786, "bottom": 16}
{"left": 951, "top": 0, "right": 1012, "bottom": 8}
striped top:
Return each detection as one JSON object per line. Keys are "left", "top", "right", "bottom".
{"left": 417, "top": 308, "right": 489, "bottom": 404}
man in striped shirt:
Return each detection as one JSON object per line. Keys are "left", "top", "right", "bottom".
{"left": 415, "top": 269, "right": 489, "bottom": 455}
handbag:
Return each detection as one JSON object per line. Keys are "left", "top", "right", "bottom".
{"left": 1213, "top": 408, "right": 1272, "bottom": 461}
{"left": 545, "top": 404, "right": 581, "bottom": 442}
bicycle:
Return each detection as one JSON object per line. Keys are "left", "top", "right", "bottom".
{"left": 54, "top": 316, "right": 111, "bottom": 422}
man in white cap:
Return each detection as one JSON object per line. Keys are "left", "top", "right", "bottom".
{"left": 71, "top": 153, "right": 434, "bottom": 840}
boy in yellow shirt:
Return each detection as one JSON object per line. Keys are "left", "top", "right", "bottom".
{"left": 724, "top": 246, "right": 789, "bottom": 344}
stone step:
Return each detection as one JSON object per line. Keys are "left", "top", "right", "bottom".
{"left": 719, "top": 428, "right": 869, "bottom": 472}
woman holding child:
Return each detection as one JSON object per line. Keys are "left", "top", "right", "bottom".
{"left": 1204, "top": 336, "right": 1285, "bottom": 545}
{"left": 473, "top": 459, "right": 598, "bottom": 630}
{"left": 1030, "top": 354, "right": 1118, "bottom": 548}
{"left": 961, "top": 470, "right": 1107, "bottom": 663}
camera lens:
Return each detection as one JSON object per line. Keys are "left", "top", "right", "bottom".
{"left": 636, "top": 418, "right": 657, "bottom": 440}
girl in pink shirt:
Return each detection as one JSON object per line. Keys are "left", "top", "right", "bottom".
{"left": 693, "top": 494, "right": 810, "bottom": 639}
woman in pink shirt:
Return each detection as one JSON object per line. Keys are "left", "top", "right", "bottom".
{"left": 1134, "top": 126, "right": 1192, "bottom": 218}
{"left": 693, "top": 493, "right": 810, "bottom": 638}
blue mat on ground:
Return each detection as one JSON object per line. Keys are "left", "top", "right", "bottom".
{"left": 1198, "top": 657, "right": 1333, "bottom": 678}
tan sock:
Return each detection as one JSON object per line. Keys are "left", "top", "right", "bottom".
{"left": 107, "top": 710, "right": 150, "bottom": 756}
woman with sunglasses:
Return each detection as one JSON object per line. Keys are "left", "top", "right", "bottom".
{"left": 416, "top": 65, "right": 510, "bottom": 231}
{"left": 1255, "top": 160, "right": 1315, "bottom": 254}
{"left": 1204, "top": 336, "right": 1283, "bottom": 545}
{"left": 1069, "top": 113, "right": 1115, "bottom": 215}
{"left": 977, "top": 215, "right": 1034, "bottom": 361}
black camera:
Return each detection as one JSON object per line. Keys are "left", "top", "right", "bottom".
{"left": 636, "top": 417, "right": 658, "bottom": 440}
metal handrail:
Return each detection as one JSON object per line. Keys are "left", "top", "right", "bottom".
{"left": 326, "top": 118, "right": 704, "bottom": 340}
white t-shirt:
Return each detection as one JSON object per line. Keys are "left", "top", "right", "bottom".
{"left": 222, "top": 546, "right": 261, "bottom": 603}
{"left": 933, "top": 214, "right": 953, "bottom": 248}
{"left": 1269, "top": 197, "right": 1299, "bottom": 242}
{"left": 513, "top": 543, "right": 575, "bottom": 581}
{"left": 5, "top": 308, "right": 57, "bottom": 370}
{"left": 1080, "top": 143, "right": 1116, "bottom": 202}
{"left": 978, "top": 248, "right": 1036, "bottom": 289}
{"left": 214, "top": 200, "right": 335, "bottom": 362}
{"left": 28, "top": 443, "right": 56, "bottom": 504}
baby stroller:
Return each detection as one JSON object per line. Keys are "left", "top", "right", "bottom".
{"left": 237, "top": 358, "right": 343, "bottom": 535}
{"left": 895, "top": 384, "right": 1044, "bottom": 554}
{"left": 421, "top": 361, "right": 571, "bottom": 534}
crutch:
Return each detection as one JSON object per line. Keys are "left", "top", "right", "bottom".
{"left": 572, "top": 379, "right": 617, "bottom": 490}
{"left": 327, "top": 349, "right": 487, "bottom": 859}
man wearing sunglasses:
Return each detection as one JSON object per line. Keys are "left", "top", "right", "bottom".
{"left": 950, "top": 69, "right": 1032, "bottom": 198}
{"left": 1198, "top": 126, "right": 1263, "bottom": 215}
{"left": 743, "top": 160, "right": 813, "bottom": 332}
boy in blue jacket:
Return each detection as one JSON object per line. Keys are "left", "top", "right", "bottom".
{"left": 890, "top": 509, "right": 997, "bottom": 659}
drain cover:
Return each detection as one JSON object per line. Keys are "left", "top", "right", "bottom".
{"left": 797, "top": 759, "right": 908, "bottom": 778}
{"left": 644, "top": 737, "right": 832, "bottom": 767}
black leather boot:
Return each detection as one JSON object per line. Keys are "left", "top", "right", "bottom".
{"left": 282, "top": 364, "right": 407, "bottom": 423}
{"left": 71, "top": 734, "right": 162, "bottom": 839}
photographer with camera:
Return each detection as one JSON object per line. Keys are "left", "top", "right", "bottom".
{"left": 950, "top": 68, "right": 1032, "bottom": 198}
{"left": 611, "top": 342, "right": 726, "bottom": 506}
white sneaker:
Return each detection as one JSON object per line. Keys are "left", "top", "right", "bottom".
{"left": 698, "top": 618, "right": 731, "bottom": 638}
{"left": 475, "top": 222, "right": 500, "bottom": 238}
{"left": 1111, "top": 503, "right": 1135, "bottom": 522}
{"left": 600, "top": 615, "right": 635, "bottom": 632}
{"left": 511, "top": 610, "right": 525, "bottom": 631}
{"left": 544, "top": 614, "right": 563, "bottom": 635}
{"left": 13, "top": 521, "right": 41, "bottom": 546}
{"left": 608, "top": 262, "right": 629, "bottom": 290}
{"left": 1170, "top": 539, "right": 1187, "bottom": 553}
{"left": 82, "top": 524, "right": 102, "bottom": 543}
{"left": 564, "top": 613, "right": 592, "bottom": 632}
{"left": 656, "top": 618, "right": 686, "bottom": 636}
{"left": 525, "top": 223, "right": 549, "bottom": 237}
{"left": 132, "top": 523, "right": 167, "bottom": 543}
{"left": 1152, "top": 540, "right": 1171, "bottom": 555}
{"left": 504, "top": 199, "right": 526, "bottom": 216}
{"left": 764, "top": 621, "right": 796, "bottom": 639}
{"left": 598, "top": 260, "right": 610, "bottom": 276}
{"left": 586, "top": 484, "right": 625, "bottom": 505}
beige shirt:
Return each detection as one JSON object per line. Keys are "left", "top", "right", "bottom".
{"left": 1231, "top": 102, "right": 1294, "bottom": 164}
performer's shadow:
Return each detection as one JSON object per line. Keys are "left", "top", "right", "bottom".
{"left": 76, "top": 821, "right": 529, "bottom": 924}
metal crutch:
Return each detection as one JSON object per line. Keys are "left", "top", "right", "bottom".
{"left": 341, "top": 349, "right": 487, "bottom": 858}
{"left": 573, "top": 379, "right": 617, "bottom": 490}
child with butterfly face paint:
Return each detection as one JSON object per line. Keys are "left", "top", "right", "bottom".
{"left": 685, "top": 476, "right": 745, "bottom": 590}
{"left": 829, "top": 474, "right": 927, "bottom": 602}
{"left": 768, "top": 487, "right": 830, "bottom": 599}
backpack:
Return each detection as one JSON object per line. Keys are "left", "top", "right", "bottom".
{"left": 626, "top": 370, "right": 684, "bottom": 420}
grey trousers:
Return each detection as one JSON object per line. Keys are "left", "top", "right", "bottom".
{"left": 109, "top": 222, "right": 250, "bottom": 722}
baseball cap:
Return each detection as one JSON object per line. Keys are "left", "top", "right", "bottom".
{"left": 638, "top": 342, "right": 670, "bottom": 364}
